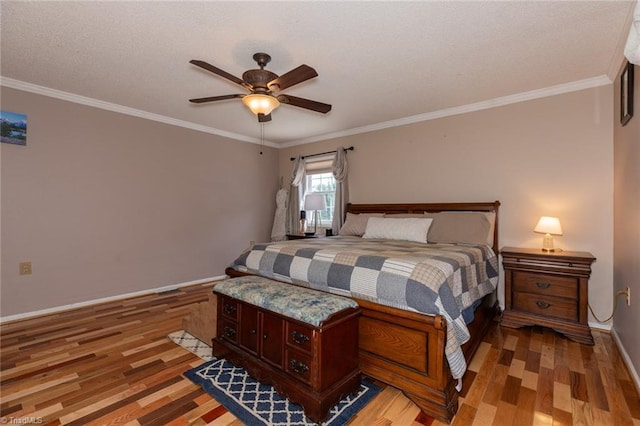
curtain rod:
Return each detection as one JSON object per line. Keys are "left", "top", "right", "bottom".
{"left": 290, "top": 146, "right": 354, "bottom": 161}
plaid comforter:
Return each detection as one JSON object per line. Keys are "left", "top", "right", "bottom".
{"left": 229, "top": 236, "right": 499, "bottom": 380}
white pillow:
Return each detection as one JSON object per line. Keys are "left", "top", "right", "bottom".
{"left": 363, "top": 217, "right": 433, "bottom": 243}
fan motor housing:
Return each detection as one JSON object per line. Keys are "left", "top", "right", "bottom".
{"left": 243, "top": 69, "right": 278, "bottom": 93}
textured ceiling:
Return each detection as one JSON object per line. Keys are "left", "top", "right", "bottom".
{"left": 0, "top": 1, "right": 635, "bottom": 147}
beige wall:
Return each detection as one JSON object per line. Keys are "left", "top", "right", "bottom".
{"left": 279, "top": 86, "right": 614, "bottom": 325}
{"left": 613, "top": 62, "right": 640, "bottom": 381}
{"left": 1, "top": 87, "right": 278, "bottom": 317}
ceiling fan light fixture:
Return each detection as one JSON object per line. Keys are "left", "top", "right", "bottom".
{"left": 189, "top": 53, "right": 330, "bottom": 121}
{"left": 242, "top": 93, "right": 280, "bottom": 116}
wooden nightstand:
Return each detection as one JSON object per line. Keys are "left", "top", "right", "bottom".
{"left": 500, "top": 247, "right": 596, "bottom": 345}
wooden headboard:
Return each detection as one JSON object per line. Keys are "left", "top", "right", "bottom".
{"left": 345, "top": 201, "right": 501, "bottom": 254}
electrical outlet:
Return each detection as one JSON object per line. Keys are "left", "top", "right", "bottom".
{"left": 626, "top": 287, "right": 631, "bottom": 306}
{"left": 20, "top": 261, "right": 32, "bottom": 275}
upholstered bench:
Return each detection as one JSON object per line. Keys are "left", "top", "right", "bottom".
{"left": 212, "top": 276, "right": 361, "bottom": 423}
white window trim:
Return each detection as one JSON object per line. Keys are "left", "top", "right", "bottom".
{"left": 304, "top": 171, "right": 335, "bottom": 228}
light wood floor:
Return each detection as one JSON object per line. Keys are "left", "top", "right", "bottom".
{"left": 1, "top": 281, "right": 639, "bottom": 425}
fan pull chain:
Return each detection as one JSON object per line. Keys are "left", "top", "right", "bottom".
{"left": 260, "top": 123, "right": 264, "bottom": 155}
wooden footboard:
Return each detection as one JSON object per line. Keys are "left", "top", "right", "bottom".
{"left": 356, "top": 299, "right": 456, "bottom": 420}
{"left": 357, "top": 293, "right": 498, "bottom": 422}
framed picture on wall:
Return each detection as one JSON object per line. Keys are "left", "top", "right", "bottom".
{"left": 0, "top": 110, "right": 27, "bottom": 146}
{"left": 621, "top": 61, "right": 634, "bottom": 126}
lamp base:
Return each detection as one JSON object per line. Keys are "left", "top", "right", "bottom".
{"left": 541, "top": 248, "right": 563, "bottom": 253}
{"left": 542, "top": 234, "right": 555, "bottom": 252}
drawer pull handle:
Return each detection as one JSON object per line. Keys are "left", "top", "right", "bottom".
{"left": 223, "top": 304, "right": 237, "bottom": 315}
{"left": 536, "top": 301, "right": 551, "bottom": 309}
{"left": 223, "top": 326, "right": 236, "bottom": 338}
{"left": 290, "top": 330, "right": 310, "bottom": 345}
{"left": 536, "top": 282, "right": 551, "bottom": 289}
{"left": 289, "top": 359, "right": 309, "bottom": 375}
{"left": 251, "top": 329, "right": 256, "bottom": 334}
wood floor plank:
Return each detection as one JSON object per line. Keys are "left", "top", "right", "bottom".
{"left": 570, "top": 371, "right": 589, "bottom": 402}
{"left": 463, "top": 346, "right": 500, "bottom": 408}
{"left": 451, "top": 403, "right": 476, "bottom": 425}
{"left": 553, "top": 382, "right": 572, "bottom": 413}
{"left": 471, "top": 402, "right": 496, "bottom": 425}
{"left": 521, "top": 370, "right": 539, "bottom": 391}
{"left": 514, "top": 387, "right": 537, "bottom": 425}
{"left": 380, "top": 390, "right": 422, "bottom": 424}
{"left": 1, "top": 281, "right": 638, "bottom": 425}
{"left": 482, "top": 364, "right": 509, "bottom": 406}
{"left": 491, "top": 400, "right": 517, "bottom": 425}
{"left": 467, "top": 341, "right": 491, "bottom": 372}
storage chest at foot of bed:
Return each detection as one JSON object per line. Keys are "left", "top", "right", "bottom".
{"left": 212, "top": 276, "right": 362, "bottom": 424}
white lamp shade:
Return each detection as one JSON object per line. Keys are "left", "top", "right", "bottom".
{"left": 534, "top": 216, "right": 563, "bottom": 235}
{"left": 304, "top": 194, "right": 327, "bottom": 211}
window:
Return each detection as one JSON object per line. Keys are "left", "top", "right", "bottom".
{"left": 305, "top": 172, "right": 336, "bottom": 227}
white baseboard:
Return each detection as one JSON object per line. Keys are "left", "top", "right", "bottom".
{"left": 0, "top": 275, "right": 227, "bottom": 324}
{"left": 589, "top": 321, "right": 612, "bottom": 331}
{"left": 611, "top": 328, "right": 640, "bottom": 396}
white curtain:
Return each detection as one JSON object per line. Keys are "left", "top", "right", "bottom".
{"left": 286, "top": 156, "right": 305, "bottom": 235}
{"left": 331, "top": 147, "right": 349, "bottom": 235}
{"left": 270, "top": 188, "right": 288, "bottom": 241}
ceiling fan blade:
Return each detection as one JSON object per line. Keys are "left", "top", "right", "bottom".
{"left": 277, "top": 94, "right": 332, "bottom": 114}
{"left": 190, "top": 60, "right": 250, "bottom": 89}
{"left": 268, "top": 65, "right": 318, "bottom": 91}
{"left": 258, "top": 113, "right": 272, "bottom": 123}
{"left": 189, "top": 94, "right": 245, "bottom": 104}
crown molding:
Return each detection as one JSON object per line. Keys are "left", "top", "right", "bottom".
{"left": 280, "top": 75, "right": 612, "bottom": 148}
{"left": 2, "top": 75, "right": 611, "bottom": 150}
{"left": 0, "top": 77, "right": 279, "bottom": 148}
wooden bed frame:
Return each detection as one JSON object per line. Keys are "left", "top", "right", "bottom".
{"left": 226, "top": 201, "right": 501, "bottom": 422}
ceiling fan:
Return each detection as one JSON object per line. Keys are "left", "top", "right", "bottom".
{"left": 189, "top": 52, "right": 331, "bottom": 123}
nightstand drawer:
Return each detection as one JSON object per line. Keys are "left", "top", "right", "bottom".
{"left": 513, "top": 292, "right": 577, "bottom": 322}
{"left": 512, "top": 271, "right": 577, "bottom": 298}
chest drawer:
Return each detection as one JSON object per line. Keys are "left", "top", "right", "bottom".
{"left": 287, "top": 323, "right": 314, "bottom": 353}
{"left": 220, "top": 297, "right": 239, "bottom": 321}
{"left": 286, "top": 348, "right": 313, "bottom": 384}
{"left": 512, "top": 271, "right": 577, "bottom": 298}
{"left": 513, "top": 292, "right": 577, "bottom": 322}
{"left": 220, "top": 318, "right": 238, "bottom": 343}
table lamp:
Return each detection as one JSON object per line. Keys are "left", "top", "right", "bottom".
{"left": 534, "top": 216, "right": 563, "bottom": 252}
{"left": 304, "top": 194, "right": 327, "bottom": 236}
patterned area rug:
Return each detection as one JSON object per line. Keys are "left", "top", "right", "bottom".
{"left": 169, "top": 330, "right": 381, "bottom": 425}
{"left": 185, "top": 359, "right": 380, "bottom": 426}
{"left": 168, "top": 330, "right": 213, "bottom": 361}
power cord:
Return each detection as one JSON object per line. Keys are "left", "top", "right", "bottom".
{"left": 588, "top": 289, "right": 629, "bottom": 323}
